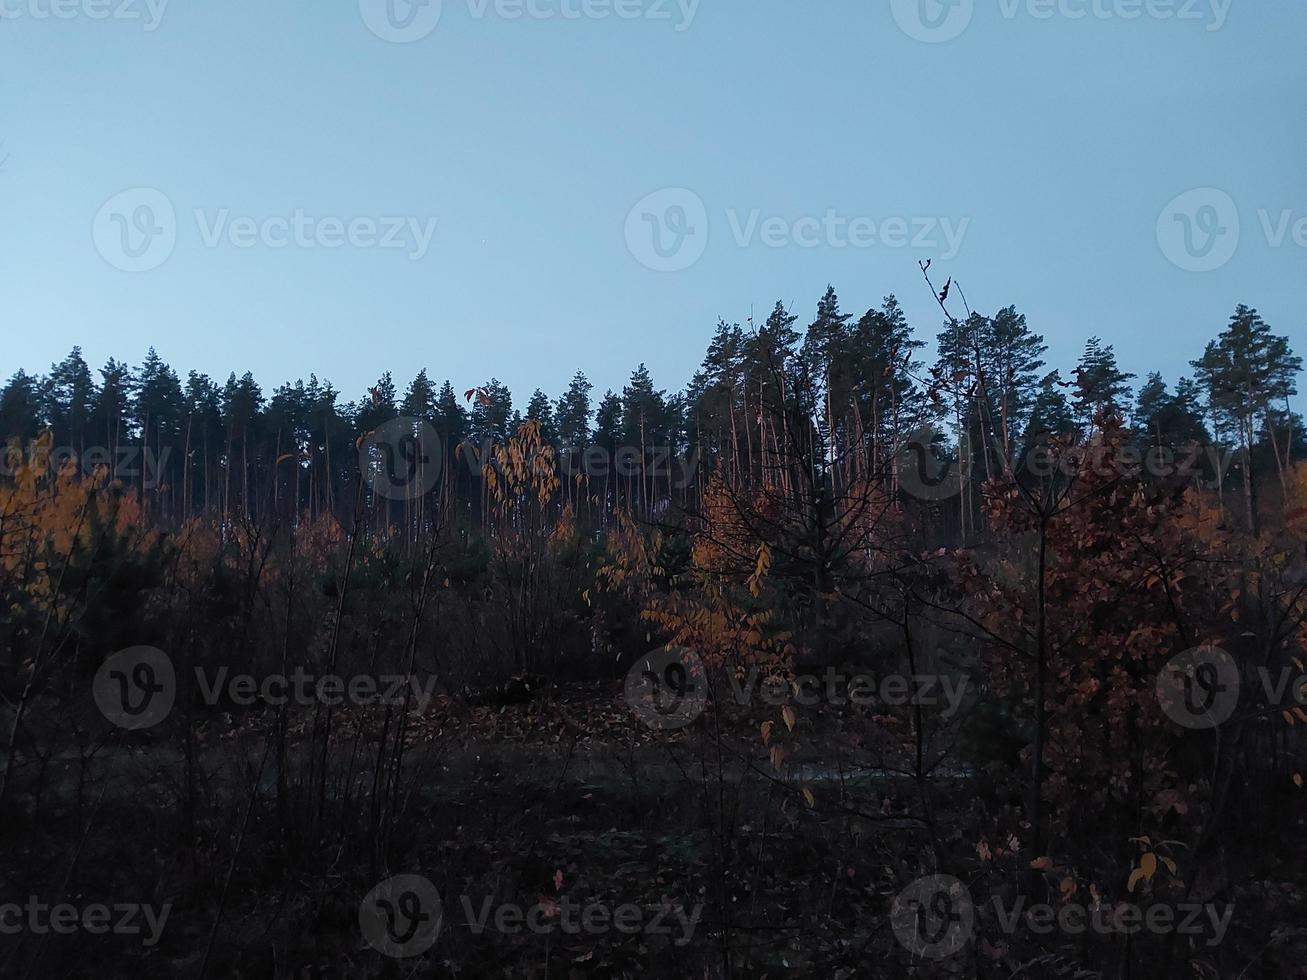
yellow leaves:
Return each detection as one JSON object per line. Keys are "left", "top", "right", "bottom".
{"left": 1287, "top": 462, "right": 1307, "bottom": 536}
{"left": 1128, "top": 848, "right": 1175, "bottom": 893}
{"left": 760, "top": 721, "right": 773, "bottom": 746}
{"left": 781, "top": 705, "right": 796, "bottom": 732}
{"left": 1294, "top": 773, "right": 1304, "bottom": 789}
{"left": 487, "top": 419, "right": 560, "bottom": 511}
{"left": 769, "top": 744, "right": 785, "bottom": 772}
{"left": 747, "top": 542, "right": 771, "bottom": 597}
{"left": 801, "top": 786, "right": 815, "bottom": 808}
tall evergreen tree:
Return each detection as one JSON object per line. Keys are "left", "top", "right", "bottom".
{"left": 0, "top": 370, "right": 42, "bottom": 447}
{"left": 524, "top": 388, "right": 557, "bottom": 445}
{"left": 44, "top": 347, "right": 96, "bottom": 452}
{"left": 1191, "top": 305, "right": 1301, "bottom": 529}
{"left": 1073, "top": 337, "right": 1135, "bottom": 427}
{"left": 620, "top": 364, "right": 668, "bottom": 448}
{"left": 799, "top": 286, "right": 853, "bottom": 450}
{"left": 401, "top": 369, "right": 437, "bottom": 423}
{"left": 1133, "top": 372, "right": 1209, "bottom": 451}
{"left": 985, "top": 306, "right": 1047, "bottom": 459}
{"left": 89, "top": 358, "right": 135, "bottom": 454}
{"left": 849, "top": 294, "right": 926, "bottom": 464}
{"left": 468, "top": 378, "right": 513, "bottom": 444}
{"left": 434, "top": 380, "right": 468, "bottom": 447}
{"left": 555, "top": 371, "right": 593, "bottom": 447}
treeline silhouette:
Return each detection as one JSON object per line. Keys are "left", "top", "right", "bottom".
{"left": 1, "top": 290, "right": 1299, "bottom": 540}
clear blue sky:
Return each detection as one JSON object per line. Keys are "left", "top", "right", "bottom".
{"left": 1, "top": 0, "right": 1303, "bottom": 407}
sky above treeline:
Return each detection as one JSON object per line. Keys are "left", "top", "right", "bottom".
{"left": 1, "top": 0, "right": 1303, "bottom": 404}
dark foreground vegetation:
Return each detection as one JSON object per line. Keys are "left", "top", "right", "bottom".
{"left": 1, "top": 288, "right": 1305, "bottom": 977}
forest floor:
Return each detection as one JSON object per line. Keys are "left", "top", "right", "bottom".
{"left": 3, "top": 684, "right": 1305, "bottom": 978}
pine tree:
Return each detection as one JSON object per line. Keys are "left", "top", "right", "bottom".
{"left": 1133, "top": 372, "right": 1209, "bottom": 452}
{"left": 90, "top": 358, "right": 135, "bottom": 455}
{"left": 1021, "top": 370, "right": 1076, "bottom": 447}
{"left": 1073, "top": 337, "right": 1135, "bottom": 428}
{"left": 688, "top": 321, "right": 746, "bottom": 469}
{"left": 849, "top": 294, "right": 926, "bottom": 467}
{"left": 986, "top": 306, "right": 1047, "bottom": 459}
{"left": 799, "top": 286, "right": 853, "bottom": 452}
{"left": 524, "top": 388, "right": 557, "bottom": 445}
{"left": 401, "top": 369, "right": 437, "bottom": 423}
{"left": 1191, "top": 305, "right": 1301, "bottom": 529}
{"left": 134, "top": 348, "right": 185, "bottom": 445}
{"left": 555, "top": 371, "right": 593, "bottom": 448}
{"left": 220, "top": 371, "right": 266, "bottom": 517}
{"left": 434, "top": 380, "right": 468, "bottom": 448}
{"left": 356, "top": 371, "right": 398, "bottom": 433}
{"left": 620, "top": 364, "right": 668, "bottom": 448}
{"left": 468, "top": 378, "right": 513, "bottom": 444}
{"left": 181, "top": 371, "right": 223, "bottom": 515}
{"left": 0, "top": 370, "right": 42, "bottom": 447}
{"left": 44, "top": 347, "right": 96, "bottom": 453}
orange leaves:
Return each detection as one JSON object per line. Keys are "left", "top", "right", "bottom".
{"left": 1287, "top": 461, "right": 1307, "bottom": 536}
{"left": 747, "top": 542, "right": 771, "bottom": 598}
{"left": 0, "top": 433, "right": 149, "bottom": 592}
{"left": 769, "top": 744, "right": 786, "bottom": 772}
{"left": 1127, "top": 838, "right": 1179, "bottom": 894}
{"left": 487, "top": 418, "right": 561, "bottom": 513}
{"left": 691, "top": 474, "right": 782, "bottom": 577}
